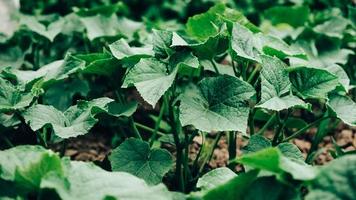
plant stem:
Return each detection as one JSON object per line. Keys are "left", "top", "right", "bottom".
{"left": 247, "top": 64, "right": 260, "bottom": 83}
{"left": 256, "top": 113, "right": 276, "bottom": 135}
{"left": 149, "top": 95, "right": 167, "bottom": 146}
{"left": 170, "top": 105, "right": 185, "bottom": 191}
{"left": 272, "top": 113, "right": 282, "bottom": 145}
{"left": 0, "top": 134, "right": 14, "bottom": 148}
{"left": 129, "top": 118, "right": 142, "bottom": 140}
{"left": 228, "top": 131, "right": 236, "bottom": 160}
{"left": 248, "top": 109, "right": 255, "bottom": 135}
{"left": 283, "top": 117, "right": 330, "bottom": 142}
{"left": 134, "top": 122, "right": 165, "bottom": 136}
{"left": 231, "top": 60, "right": 239, "bottom": 77}
{"left": 199, "top": 132, "right": 222, "bottom": 174}
{"left": 211, "top": 60, "right": 220, "bottom": 75}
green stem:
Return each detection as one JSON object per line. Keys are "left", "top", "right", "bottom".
{"left": 0, "top": 134, "right": 14, "bottom": 148}
{"left": 256, "top": 113, "right": 276, "bottom": 135}
{"left": 199, "top": 132, "right": 222, "bottom": 174}
{"left": 60, "top": 140, "right": 67, "bottom": 157}
{"left": 192, "top": 132, "right": 204, "bottom": 177}
{"left": 37, "top": 128, "right": 48, "bottom": 147}
{"left": 149, "top": 95, "right": 167, "bottom": 146}
{"left": 283, "top": 117, "right": 330, "bottom": 142}
{"left": 242, "top": 61, "right": 249, "bottom": 81}
{"left": 134, "top": 122, "right": 165, "bottom": 137}
{"left": 228, "top": 131, "right": 236, "bottom": 160}
{"left": 170, "top": 105, "right": 184, "bottom": 191}
{"left": 248, "top": 109, "right": 255, "bottom": 135}
{"left": 247, "top": 64, "right": 260, "bottom": 83}
{"left": 231, "top": 60, "right": 239, "bottom": 77}
{"left": 211, "top": 60, "right": 220, "bottom": 75}
{"left": 272, "top": 113, "right": 282, "bottom": 145}
{"left": 129, "top": 118, "right": 142, "bottom": 140}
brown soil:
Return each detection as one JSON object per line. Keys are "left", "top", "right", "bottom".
{"left": 51, "top": 123, "right": 356, "bottom": 169}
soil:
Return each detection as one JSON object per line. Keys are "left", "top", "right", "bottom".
{"left": 51, "top": 123, "right": 356, "bottom": 169}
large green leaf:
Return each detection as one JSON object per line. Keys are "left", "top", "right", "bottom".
{"left": 0, "top": 145, "right": 176, "bottom": 200}
{"left": 42, "top": 161, "right": 175, "bottom": 200}
{"left": 109, "top": 138, "right": 173, "bottom": 185}
{"left": 74, "top": 52, "right": 121, "bottom": 76}
{"left": 172, "top": 25, "right": 229, "bottom": 60}
{"left": 152, "top": 29, "right": 175, "bottom": 58}
{"left": 0, "top": 77, "right": 35, "bottom": 111}
{"left": 0, "top": 145, "right": 64, "bottom": 193}
{"left": 79, "top": 14, "right": 123, "bottom": 40}
{"left": 43, "top": 79, "right": 90, "bottom": 111}
{"left": 327, "top": 94, "right": 356, "bottom": 126}
{"left": 236, "top": 148, "right": 317, "bottom": 180}
{"left": 123, "top": 58, "right": 178, "bottom": 107}
{"left": 244, "top": 177, "right": 301, "bottom": 200}
{"left": 186, "top": 3, "right": 258, "bottom": 41}
{"left": 242, "top": 135, "right": 305, "bottom": 162}
{"left": 230, "top": 22, "right": 260, "bottom": 62}
{"left": 109, "top": 38, "right": 153, "bottom": 62}
{"left": 305, "top": 155, "right": 356, "bottom": 200}
{"left": 198, "top": 170, "right": 260, "bottom": 200}
{"left": 257, "top": 55, "right": 308, "bottom": 111}
{"left": 196, "top": 167, "right": 237, "bottom": 191}
{"left": 23, "top": 98, "right": 135, "bottom": 138}
{"left": 290, "top": 67, "right": 339, "bottom": 99}
{"left": 3, "top": 55, "right": 85, "bottom": 86}
{"left": 179, "top": 75, "right": 255, "bottom": 133}
{"left": 264, "top": 5, "right": 310, "bottom": 27}
{"left": 19, "top": 15, "right": 65, "bottom": 41}
{"left": 313, "top": 16, "right": 350, "bottom": 39}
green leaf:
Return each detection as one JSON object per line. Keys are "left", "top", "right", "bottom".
{"left": 277, "top": 142, "right": 305, "bottom": 162}
{"left": 305, "top": 155, "right": 356, "bottom": 200}
{"left": 123, "top": 58, "right": 178, "bottom": 107}
{"left": 264, "top": 6, "right": 310, "bottom": 27}
{"left": 19, "top": 15, "right": 65, "bottom": 41}
{"left": 169, "top": 50, "right": 200, "bottom": 76}
{"left": 3, "top": 54, "right": 86, "bottom": 86}
{"left": 74, "top": 52, "right": 121, "bottom": 76}
{"left": 258, "top": 55, "right": 307, "bottom": 111}
{"left": 230, "top": 22, "right": 260, "bottom": 62}
{"left": 0, "top": 145, "right": 176, "bottom": 200}
{"left": 23, "top": 98, "right": 114, "bottom": 138}
{"left": 0, "top": 145, "right": 64, "bottom": 193}
{"left": 179, "top": 75, "right": 255, "bottom": 133}
{"left": 327, "top": 94, "right": 356, "bottom": 126}
{"left": 244, "top": 177, "right": 301, "bottom": 200}
{"left": 242, "top": 135, "right": 271, "bottom": 154}
{"left": 313, "top": 16, "right": 350, "bottom": 39}
{"left": 290, "top": 40, "right": 353, "bottom": 67}
{"left": 242, "top": 135, "right": 304, "bottom": 162}
{"left": 171, "top": 26, "right": 229, "bottom": 60}
{"left": 199, "top": 170, "right": 259, "bottom": 200}
{"left": 236, "top": 148, "right": 317, "bottom": 180}
{"left": 186, "top": 3, "right": 258, "bottom": 41}
{"left": 109, "top": 38, "right": 153, "bottom": 62}
{"left": 79, "top": 14, "right": 121, "bottom": 40}
{"left": 43, "top": 79, "right": 90, "bottom": 111}
{"left": 42, "top": 161, "right": 175, "bottom": 200}
{"left": 290, "top": 67, "right": 339, "bottom": 99}
{"left": 152, "top": 29, "right": 175, "bottom": 58}
{"left": 0, "top": 77, "right": 35, "bottom": 112}
{"left": 0, "top": 46, "right": 25, "bottom": 70}
{"left": 196, "top": 167, "right": 236, "bottom": 191}
{"left": 109, "top": 138, "right": 173, "bottom": 185}
{"left": 260, "top": 55, "right": 291, "bottom": 102}
{"left": 258, "top": 35, "right": 306, "bottom": 60}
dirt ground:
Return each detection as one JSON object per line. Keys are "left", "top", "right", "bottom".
{"left": 52, "top": 123, "right": 356, "bottom": 170}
